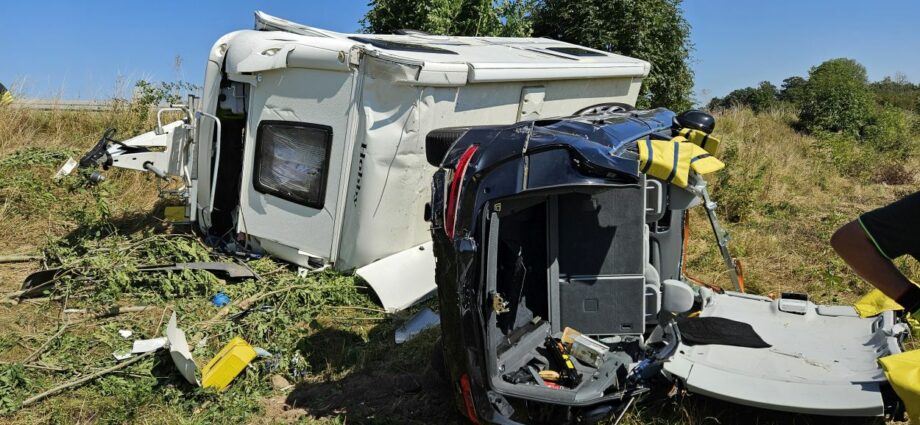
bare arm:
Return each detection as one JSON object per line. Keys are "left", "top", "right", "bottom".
{"left": 831, "top": 220, "right": 915, "bottom": 303}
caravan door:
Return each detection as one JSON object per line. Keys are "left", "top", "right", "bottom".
{"left": 237, "top": 69, "right": 355, "bottom": 264}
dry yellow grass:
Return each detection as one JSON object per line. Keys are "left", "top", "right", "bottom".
{"left": 0, "top": 104, "right": 161, "bottom": 256}
{"left": 685, "top": 107, "right": 920, "bottom": 303}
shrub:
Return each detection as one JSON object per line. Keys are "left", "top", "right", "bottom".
{"left": 798, "top": 58, "right": 874, "bottom": 135}
{"left": 862, "top": 105, "right": 916, "bottom": 158}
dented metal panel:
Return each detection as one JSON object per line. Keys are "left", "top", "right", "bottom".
{"left": 356, "top": 242, "right": 437, "bottom": 313}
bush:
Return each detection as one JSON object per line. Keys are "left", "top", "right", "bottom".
{"left": 862, "top": 105, "right": 916, "bottom": 158}
{"left": 798, "top": 58, "right": 874, "bottom": 135}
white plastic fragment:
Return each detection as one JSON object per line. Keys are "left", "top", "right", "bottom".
{"left": 132, "top": 337, "right": 168, "bottom": 353}
{"left": 395, "top": 308, "right": 440, "bottom": 344}
{"left": 53, "top": 157, "right": 78, "bottom": 181}
{"left": 113, "top": 351, "right": 132, "bottom": 360}
{"left": 118, "top": 329, "right": 133, "bottom": 338}
{"left": 166, "top": 312, "right": 200, "bottom": 385}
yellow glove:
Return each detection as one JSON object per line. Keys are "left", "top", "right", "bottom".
{"left": 853, "top": 288, "right": 904, "bottom": 318}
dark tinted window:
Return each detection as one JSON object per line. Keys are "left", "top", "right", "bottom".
{"left": 254, "top": 121, "right": 332, "bottom": 209}
{"left": 546, "top": 47, "right": 607, "bottom": 57}
{"left": 349, "top": 37, "right": 458, "bottom": 55}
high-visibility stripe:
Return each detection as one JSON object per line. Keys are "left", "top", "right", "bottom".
{"left": 666, "top": 143, "right": 679, "bottom": 183}
{"left": 691, "top": 153, "right": 711, "bottom": 163}
{"left": 700, "top": 134, "right": 710, "bottom": 150}
{"left": 641, "top": 137, "right": 654, "bottom": 173}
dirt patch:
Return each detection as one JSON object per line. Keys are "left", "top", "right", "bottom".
{"left": 258, "top": 367, "right": 459, "bottom": 424}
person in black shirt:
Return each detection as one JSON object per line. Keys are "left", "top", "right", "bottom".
{"left": 832, "top": 191, "right": 920, "bottom": 312}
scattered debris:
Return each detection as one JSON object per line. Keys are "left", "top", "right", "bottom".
{"left": 52, "top": 157, "right": 78, "bottom": 181}
{"left": 227, "top": 304, "right": 273, "bottom": 321}
{"left": 132, "top": 337, "right": 168, "bottom": 354}
{"left": 166, "top": 312, "right": 199, "bottom": 386}
{"left": 201, "top": 337, "right": 257, "bottom": 391}
{"left": 11, "top": 261, "right": 257, "bottom": 301}
{"left": 112, "top": 351, "right": 132, "bottom": 361}
{"left": 395, "top": 308, "right": 440, "bottom": 344}
{"left": 138, "top": 262, "right": 259, "bottom": 280}
{"left": 118, "top": 329, "right": 133, "bottom": 338}
{"left": 165, "top": 312, "right": 257, "bottom": 391}
{"left": 212, "top": 292, "right": 231, "bottom": 307}
{"left": 15, "top": 268, "right": 69, "bottom": 299}
{"left": 63, "top": 305, "right": 156, "bottom": 318}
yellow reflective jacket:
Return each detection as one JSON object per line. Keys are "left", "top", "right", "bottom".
{"left": 880, "top": 350, "right": 920, "bottom": 424}
{"left": 0, "top": 91, "right": 12, "bottom": 106}
{"left": 637, "top": 134, "right": 725, "bottom": 188}
{"left": 678, "top": 127, "right": 721, "bottom": 156}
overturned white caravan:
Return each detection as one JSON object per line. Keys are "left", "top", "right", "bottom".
{"left": 73, "top": 11, "right": 650, "bottom": 311}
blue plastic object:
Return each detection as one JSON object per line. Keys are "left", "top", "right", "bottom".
{"left": 212, "top": 292, "right": 231, "bottom": 307}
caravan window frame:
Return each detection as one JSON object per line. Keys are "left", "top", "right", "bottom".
{"left": 252, "top": 120, "right": 334, "bottom": 210}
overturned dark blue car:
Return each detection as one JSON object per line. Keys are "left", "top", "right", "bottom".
{"left": 425, "top": 106, "right": 906, "bottom": 424}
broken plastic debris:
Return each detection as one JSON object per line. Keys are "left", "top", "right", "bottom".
{"left": 53, "top": 157, "right": 78, "bottom": 181}
{"left": 132, "top": 337, "right": 168, "bottom": 353}
{"left": 118, "top": 329, "right": 133, "bottom": 338}
{"left": 166, "top": 312, "right": 200, "bottom": 385}
{"left": 212, "top": 292, "right": 230, "bottom": 307}
{"left": 201, "top": 336, "right": 257, "bottom": 391}
{"left": 395, "top": 308, "right": 440, "bottom": 344}
{"left": 113, "top": 351, "right": 132, "bottom": 360}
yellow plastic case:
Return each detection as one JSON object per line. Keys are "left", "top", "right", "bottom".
{"left": 201, "top": 336, "right": 257, "bottom": 390}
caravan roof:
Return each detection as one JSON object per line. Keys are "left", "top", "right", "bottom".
{"left": 221, "top": 11, "right": 651, "bottom": 84}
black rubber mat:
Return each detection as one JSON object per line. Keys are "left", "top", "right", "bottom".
{"left": 677, "top": 316, "right": 771, "bottom": 348}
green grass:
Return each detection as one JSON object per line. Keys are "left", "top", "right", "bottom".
{"left": 0, "top": 104, "right": 918, "bottom": 424}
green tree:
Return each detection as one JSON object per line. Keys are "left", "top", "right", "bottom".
{"left": 531, "top": 0, "right": 694, "bottom": 111}
{"left": 361, "top": 0, "right": 534, "bottom": 37}
{"left": 871, "top": 73, "right": 920, "bottom": 112}
{"left": 778, "top": 76, "right": 808, "bottom": 106}
{"left": 707, "top": 81, "right": 778, "bottom": 113}
{"left": 798, "top": 58, "right": 874, "bottom": 135}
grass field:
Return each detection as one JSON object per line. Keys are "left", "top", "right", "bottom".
{"left": 0, "top": 103, "right": 917, "bottom": 424}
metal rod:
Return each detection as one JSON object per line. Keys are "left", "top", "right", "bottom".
{"left": 196, "top": 111, "right": 222, "bottom": 226}
{"left": 687, "top": 175, "right": 742, "bottom": 291}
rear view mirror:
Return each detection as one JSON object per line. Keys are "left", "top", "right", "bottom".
{"left": 425, "top": 128, "right": 469, "bottom": 167}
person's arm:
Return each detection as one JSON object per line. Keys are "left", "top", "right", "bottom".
{"left": 831, "top": 220, "right": 918, "bottom": 306}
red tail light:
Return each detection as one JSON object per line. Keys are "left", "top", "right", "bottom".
{"left": 444, "top": 145, "right": 478, "bottom": 239}
{"left": 459, "top": 373, "right": 481, "bottom": 424}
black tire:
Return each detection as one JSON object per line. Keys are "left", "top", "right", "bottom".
{"left": 430, "top": 336, "right": 449, "bottom": 383}
{"left": 572, "top": 102, "right": 635, "bottom": 116}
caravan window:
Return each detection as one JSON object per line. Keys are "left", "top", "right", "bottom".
{"left": 253, "top": 121, "right": 332, "bottom": 209}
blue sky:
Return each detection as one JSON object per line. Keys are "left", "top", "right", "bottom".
{"left": 3, "top": 0, "right": 918, "bottom": 104}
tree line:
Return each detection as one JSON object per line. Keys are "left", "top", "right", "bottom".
{"left": 708, "top": 59, "right": 919, "bottom": 150}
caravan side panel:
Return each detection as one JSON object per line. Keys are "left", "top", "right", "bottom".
{"left": 336, "top": 58, "right": 642, "bottom": 270}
